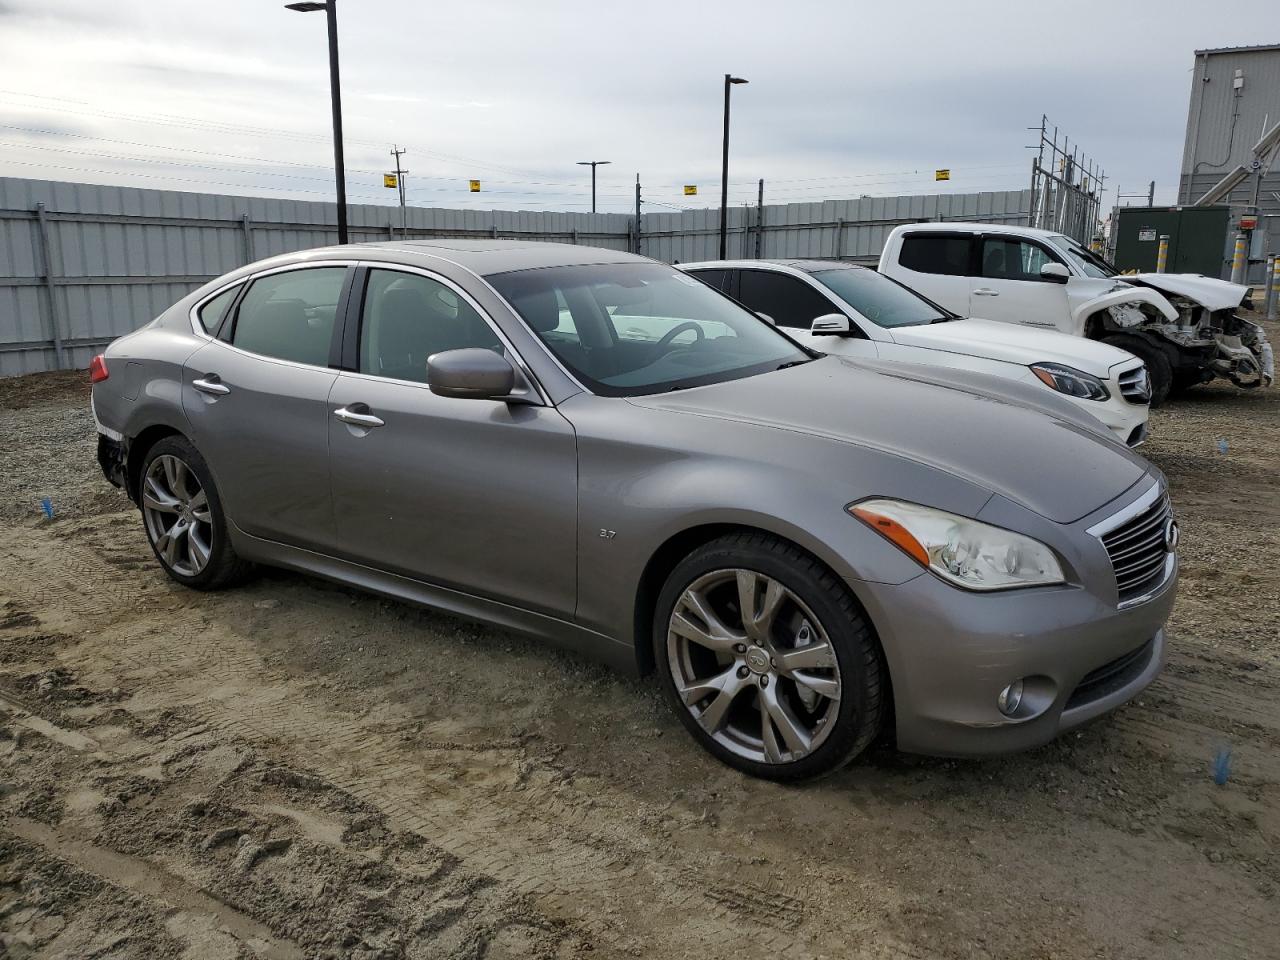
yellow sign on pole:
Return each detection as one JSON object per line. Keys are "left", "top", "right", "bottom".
{"left": 469, "top": 180, "right": 481, "bottom": 193}
{"left": 683, "top": 185, "right": 698, "bottom": 196}
{"left": 383, "top": 173, "right": 398, "bottom": 189}
{"left": 935, "top": 169, "right": 950, "bottom": 181}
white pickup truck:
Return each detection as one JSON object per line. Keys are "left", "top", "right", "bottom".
{"left": 877, "top": 222, "right": 1274, "bottom": 405}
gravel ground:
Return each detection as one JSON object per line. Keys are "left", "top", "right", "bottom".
{"left": 1, "top": 328, "right": 1278, "bottom": 959}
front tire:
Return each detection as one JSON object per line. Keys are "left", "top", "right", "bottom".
{"left": 653, "top": 532, "right": 885, "bottom": 781}
{"left": 139, "top": 436, "right": 249, "bottom": 590}
{"left": 1103, "top": 334, "right": 1172, "bottom": 406}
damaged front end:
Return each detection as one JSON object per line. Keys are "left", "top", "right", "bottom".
{"left": 1088, "top": 275, "right": 1274, "bottom": 391}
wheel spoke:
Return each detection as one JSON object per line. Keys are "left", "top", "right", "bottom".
{"left": 187, "top": 526, "right": 211, "bottom": 571}
{"left": 761, "top": 706, "right": 785, "bottom": 763}
{"left": 776, "top": 641, "right": 837, "bottom": 673}
{"left": 188, "top": 489, "right": 211, "bottom": 524}
{"left": 760, "top": 682, "right": 812, "bottom": 757}
{"left": 672, "top": 587, "right": 745, "bottom": 654}
{"left": 142, "top": 476, "right": 180, "bottom": 514}
{"left": 157, "top": 522, "right": 184, "bottom": 566}
{"left": 161, "top": 456, "right": 188, "bottom": 500}
{"left": 736, "top": 571, "right": 785, "bottom": 642}
{"left": 678, "top": 664, "right": 750, "bottom": 734}
{"left": 791, "top": 671, "right": 841, "bottom": 702}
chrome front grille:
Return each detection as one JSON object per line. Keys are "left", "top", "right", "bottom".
{"left": 1097, "top": 490, "right": 1174, "bottom": 605}
{"left": 1118, "top": 365, "right": 1151, "bottom": 404}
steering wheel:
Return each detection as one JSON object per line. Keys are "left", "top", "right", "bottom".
{"left": 655, "top": 322, "right": 705, "bottom": 352}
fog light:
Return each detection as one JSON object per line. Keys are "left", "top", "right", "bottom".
{"left": 998, "top": 680, "right": 1024, "bottom": 717}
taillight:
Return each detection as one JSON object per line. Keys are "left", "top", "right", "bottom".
{"left": 89, "top": 354, "right": 109, "bottom": 383}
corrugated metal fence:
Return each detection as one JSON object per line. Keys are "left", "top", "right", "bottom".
{"left": 0, "top": 176, "right": 1029, "bottom": 376}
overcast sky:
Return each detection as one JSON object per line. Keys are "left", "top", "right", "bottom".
{"left": 0, "top": 0, "right": 1272, "bottom": 214}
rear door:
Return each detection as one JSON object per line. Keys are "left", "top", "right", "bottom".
{"left": 182, "top": 264, "right": 350, "bottom": 551}
{"left": 968, "top": 234, "right": 1069, "bottom": 329}
{"left": 326, "top": 265, "right": 578, "bottom": 617}
{"left": 891, "top": 232, "right": 975, "bottom": 317}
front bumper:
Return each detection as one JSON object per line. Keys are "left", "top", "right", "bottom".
{"left": 850, "top": 553, "right": 1176, "bottom": 757}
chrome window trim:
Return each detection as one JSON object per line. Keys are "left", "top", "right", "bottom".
{"left": 185, "top": 260, "right": 359, "bottom": 340}
{"left": 351, "top": 260, "right": 552, "bottom": 406}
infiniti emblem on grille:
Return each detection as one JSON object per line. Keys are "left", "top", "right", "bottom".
{"left": 1164, "top": 518, "right": 1179, "bottom": 552}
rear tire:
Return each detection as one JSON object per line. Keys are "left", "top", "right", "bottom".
{"left": 653, "top": 532, "right": 885, "bottom": 781}
{"left": 1103, "top": 334, "right": 1172, "bottom": 406}
{"left": 139, "top": 436, "right": 250, "bottom": 590}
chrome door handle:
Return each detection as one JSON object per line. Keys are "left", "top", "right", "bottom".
{"left": 333, "top": 405, "right": 385, "bottom": 428}
{"left": 192, "top": 375, "right": 230, "bottom": 395}
{"left": 972, "top": 288, "right": 1000, "bottom": 296}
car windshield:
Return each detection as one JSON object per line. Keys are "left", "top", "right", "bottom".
{"left": 1048, "top": 235, "right": 1119, "bottom": 279}
{"left": 808, "top": 267, "right": 950, "bottom": 327}
{"left": 487, "top": 263, "right": 811, "bottom": 396}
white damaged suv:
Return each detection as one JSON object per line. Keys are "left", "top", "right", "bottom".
{"left": 679, "top": 259, "right": 1151, "bottom": 447}
{"left": 878, "top": 222, "right": 1274, "bottom": 405}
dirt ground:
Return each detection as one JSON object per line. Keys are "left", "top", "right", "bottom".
{"left": 1, "top": 327, "right": 1278, "bottom": 960}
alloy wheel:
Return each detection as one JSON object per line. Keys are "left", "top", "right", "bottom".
{"left": 666, "top": 568, "right": 843, "bottom": 765}
{"left": 142, "top": 454, "right": 214, "bottom": 577}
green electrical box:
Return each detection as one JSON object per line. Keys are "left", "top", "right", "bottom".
{"left": 1113, "top": 205, "right": 1230, "bottom": 277}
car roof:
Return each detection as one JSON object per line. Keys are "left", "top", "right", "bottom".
{"left": 260, "top": 238, "right": 644, "bottom": 276}
{"left": 679, "top": 259, "right": 869, "bottom": 273}
{"left": 893, "top": 222, "right": 1065, "bottom": 240}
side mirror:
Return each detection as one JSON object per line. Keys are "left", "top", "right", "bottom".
{"left": 427, "top": 348, "right": 516, "bottom": 400}
{"left": 810, "top": 313, "right": 852, "bottom": 336}
{"left": 1040, "top": 263, "right": 1070, "bottom": 283}
{"left": 756, "top": 312, "right": 776, "bottom": 325}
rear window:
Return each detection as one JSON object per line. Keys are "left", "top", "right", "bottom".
{"left": 898, "top": 234, "right": 972, "bottom": 276}
{"left": 197, "top": 284, "right": 241, "bottom": 333}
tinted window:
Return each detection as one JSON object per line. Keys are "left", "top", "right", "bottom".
{"left": 809, "top": 268, "right": 948, "bottom": 328}
{"left": 899, "top": 234, "right": 972, "bottom": 276}
{"left": 488, "top": 263, "right": 808, "bottom": 396}
{"left": 738, "top": 270, "right": 839, "bottom": 329}
{"left": 1048, "top": 234, "right": 1118, "bottom": 278}
{"left": 359, "top": 269, "right": 502, "bottom": 383}
{"left": 197, "top": 284, "right": 240, "bottom": 333}
{"left": 980, "top": 238, "right": 1061, "bottom": 281}
{"left": 686, "top": 268, "right": 732, "bottom": 293}
{"left": 232, "top": 267, "right": 346, "bottom": 366}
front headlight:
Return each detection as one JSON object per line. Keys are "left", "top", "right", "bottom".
{"left": 1030, "top": 362, "right": 1110, "bottom": 401}
{"left": 849, "top": 498, "right": 1065, "bottom": 591}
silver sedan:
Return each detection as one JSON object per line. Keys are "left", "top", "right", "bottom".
{"left": 90, "top": 241, "right": 1177, "bottom": 780}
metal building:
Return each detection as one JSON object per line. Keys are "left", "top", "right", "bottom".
{"left": 1178, "top": 44, "right": 1280, "bottom": 282}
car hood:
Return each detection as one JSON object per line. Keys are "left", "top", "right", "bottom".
{"left": 889, "top": 318, "right": 1135, "bottom": 376}
{"left": 1122, "top": 274, "right": 1250, "bottom": 311}
{"left": 627, "top": 356, "right": 1147, "bottom": 524}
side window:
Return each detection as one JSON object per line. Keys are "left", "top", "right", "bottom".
{"left": 197, "top": 284, "right": 241, "bottom": 333}
{"left": 980, "top": 238, "right": 1059, "bottom": 281}
{"left": 231, "top": 267, "right": 346, "bottom": 366}
{"left": 359, "top": 269, "right": 502, "bottom": 383}
{"left": 738, "top": 271, "right": 839, "bottom": 329}
{"left": 687, "top": 269, "right": 732, "bottom": 293}
{"left": 898, "top": 234, "right": 973, "bottom": 276}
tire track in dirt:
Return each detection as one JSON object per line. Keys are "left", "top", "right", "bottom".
{"left": 3, "top": 517, "right": 918, "bottom": 960}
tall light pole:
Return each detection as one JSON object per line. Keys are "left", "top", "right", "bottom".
{"left": 576, "top": 160, "right": 611, "bottom": 213}
{"left": 720, "top": 74, "right": 748, "bottom": 260}
{"left": 286, "top": 0, "right": 348, "bottom": 245}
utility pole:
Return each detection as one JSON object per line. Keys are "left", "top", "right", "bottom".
{"left": 576, "top": 160, "right": 611, "bottom": 213}
{"left": 1147, "top": 180, "right": 1155, "bottom": 207}
{"left": 719, "top": 74, "right": 748, "bottom": 260}
{"left": 391, "top": 145, "right": 408, "bottom": 238}
{"left": 756, "top": 177, "right": 764, "bottom": 258}
{"left": 634, "top": 173, "right": 642, "bottom": 255}
{"left": 285, "top": 0, "right": 348, "bottom": 244}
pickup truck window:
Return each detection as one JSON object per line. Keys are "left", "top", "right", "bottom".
{"left": 980, "top": 238, "right": 1061, "bottom": 281}
{"left": 899, "top": 234, "right": 972, "bottom": 276}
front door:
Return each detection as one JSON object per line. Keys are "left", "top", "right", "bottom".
{"left": 182, "top": 264, "right": 349, "bottom": 551}
{"left": 967, "top": 235, "right": 1069, "bottom": 330}
{"left": 326, "top": 266, "right": 578, "bottom": 617}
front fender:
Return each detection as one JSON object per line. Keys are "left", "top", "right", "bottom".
{"left": 1070, "top": 286, "right": 1178, "bottom": 330}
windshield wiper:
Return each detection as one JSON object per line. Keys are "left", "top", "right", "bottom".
{"left": 775, "top": 359, "right": 810, "bottom": 370}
